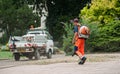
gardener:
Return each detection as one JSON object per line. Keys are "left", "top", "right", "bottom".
{"left": 72, "top": 18, "right": 87, "bottom": 65}
{"left": 30, "top": 25, "right": 34, "bottom": 30}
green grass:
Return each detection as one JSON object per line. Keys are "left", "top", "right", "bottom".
{"left": 0, "top": 50, "right": 13, "bottom": 60}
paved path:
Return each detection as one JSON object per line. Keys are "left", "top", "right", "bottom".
{"left": 0, "top": 53, "right": 120, "bottom": 74}
{"left": 0, "top": 60, "right": 120, "bottom": 74}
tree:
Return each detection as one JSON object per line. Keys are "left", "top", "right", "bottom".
{"left": 46, "top": 0, "right": 91, "bottom": 41}
{"left": 0, "top": 0, "right": 40, "bottom": 44}
{"left": 80, "top": 0, "right": 120, "bottom": 52}
{"left": 0, "top": 0, "right": 91, "bottom": 45}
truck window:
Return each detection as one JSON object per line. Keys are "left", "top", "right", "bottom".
{"left": 45, "top": 31, "right": 53, "bottom": 39}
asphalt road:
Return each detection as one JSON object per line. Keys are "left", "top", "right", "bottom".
{"left": 0, "top": 53, "right": 120, "bottom": 74}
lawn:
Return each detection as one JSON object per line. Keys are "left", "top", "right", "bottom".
{"left": 0, "top": 50, "right": 13, "bottom": 60}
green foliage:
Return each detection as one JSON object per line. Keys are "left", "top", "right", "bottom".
{"left": 96, "top": 20, "right": 120, "bottom": 52}
{"left": 0, "top": 0, "right": 91, "bottom": 45}
{"left": 0, "top": 51, "right": 12, "bottom": 59}
{"left": 62, "top": 23, "right": 74, "bottom": 55}
{"left": 81, "top": 0, "right": 120, "bottom": 24}
{"left": 80, "top": 19, "right": 100, "bottom": 52}
{"left": 0, "top": 33, "right": 8, "bottom": 44}
{"left": 80, "top": 0, "right": 120, "bottom": 52}
{"left": 46, "top": 0, "right": 91, "bottom": 41}
{"left": 0, "top": 0, "right": 40, "bottom": 44}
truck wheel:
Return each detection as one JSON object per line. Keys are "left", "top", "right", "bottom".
{"left": 34, "top": 49, "right": 40, "bottom": 60}
{"left": 14, "top": 53, "right": 20, "bottom": 61}
{"left": 47, "top": 50, "right": 52, "bottom": 59}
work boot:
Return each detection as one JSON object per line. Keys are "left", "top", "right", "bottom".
{"left": 78, "top": 57, "right": 87, "bottom": 65}
{"left": 72, "top": 52, "right": 77, "bottom": 56}
{"left": 78, "top": 60, "right": 83, "bottom": 65}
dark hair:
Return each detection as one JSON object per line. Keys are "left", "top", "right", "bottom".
{"left": 73, "top": 18, "right": 79, "bottom": 22}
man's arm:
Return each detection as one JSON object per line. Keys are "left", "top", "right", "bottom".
{"left": 72, "top": 32, "right": 78, "bottom": 44}
{"left": 72, "top": 26, "right": 78, "bottom": 44}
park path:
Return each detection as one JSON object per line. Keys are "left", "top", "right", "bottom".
{"left": 0, "top": 53, "right": 120, "bottom": 74}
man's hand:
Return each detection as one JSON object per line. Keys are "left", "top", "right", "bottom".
{"left": 72, "top": 39, "right": 75, "bottom": 44}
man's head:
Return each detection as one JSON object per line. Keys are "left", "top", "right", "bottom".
{"left": 73, "top": 18, "right": 79, "bottom": 25}
{"left": 30, "top": 25, "right": 34, "bottom": 28}
{"left": 30, "top": 25, "right": 34, "bottom": 30}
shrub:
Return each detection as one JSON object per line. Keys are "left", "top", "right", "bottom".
{"left": 62, "top": 23, "right": 74, "bottom": 55}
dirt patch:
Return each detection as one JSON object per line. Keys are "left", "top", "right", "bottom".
{"left": 25, "top": 53, "right": 120, "bottom": 65}
{"left": 0, "top": 53, "right": 120, "bottom": 69}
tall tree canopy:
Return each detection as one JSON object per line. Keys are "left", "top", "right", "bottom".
{"left": 80, "top": 0, "right": 120, "bottom": 52}
{"left": 0, "top": 0, "right": 91, "bottom": 44}
{"left": 0, "top": 0, "right": 40, "bottom": 44}
{"left": 46, "top": 0, "right": 91, "bottom": 40}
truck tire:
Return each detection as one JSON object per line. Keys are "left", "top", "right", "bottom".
{"left": 34, "top": 49, "right": 40, "bottom": 60}
{"left": 14, "top": 53, "right": 20, "bottom": 61}
{"left": 47, "top": 50, "right": 52, "bottom": 59}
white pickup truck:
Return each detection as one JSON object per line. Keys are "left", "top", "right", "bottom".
{"left": 8, "top": 28, "right": 54, "bottom": 61}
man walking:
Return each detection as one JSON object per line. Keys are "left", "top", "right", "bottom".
{"left": 72, "top": 18, "right": 87, "bottom": 65}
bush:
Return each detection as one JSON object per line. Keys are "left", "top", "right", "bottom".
{"left": 62, "top": 23, "right": 74, "bottom": 55}
{"left": 80, "top": 0, "right": 120, "bottom": 52}
{"left": 80, "top": 19, "right": 100, "bottom": 52}
{"left": 82, "top": 19, "right": 120, "bottom": 52}
{"left": 62, "top": 20, "right": 100, "bottom": 54}
{"left": 93, "top": 20, "right": 120, "bottom": 52}
{"left": 62, "top": 19, "right": 120, "bottom": 54}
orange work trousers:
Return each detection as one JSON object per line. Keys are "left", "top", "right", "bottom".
{"left": 75, "top": 38, "right": 85, "bottom": 56}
